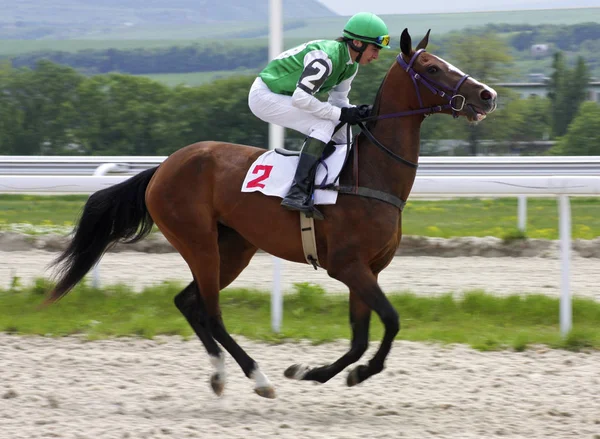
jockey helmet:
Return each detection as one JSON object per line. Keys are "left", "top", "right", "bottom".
{"left": 343, "top": 12, "right": 390, "bottom": 49}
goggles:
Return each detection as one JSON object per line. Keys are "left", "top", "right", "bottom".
{"left": 344, "top": 30, "right": 390, "bottom": 47}
{"left": 374, "top": 35, "right": 390, "bottom": 47}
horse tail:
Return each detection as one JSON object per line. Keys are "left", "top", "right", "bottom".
{"left": 45, "top": 167, "right": 159, "bottom": 304}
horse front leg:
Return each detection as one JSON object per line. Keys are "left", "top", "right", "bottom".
{"left": 284, "top": 290, "right": 371, "bottom": 383}
{"left": 336, "top": 266, "right": 399, "bottom": 386}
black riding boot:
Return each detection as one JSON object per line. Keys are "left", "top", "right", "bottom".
{"left": 280, "top": 137, "right": 327, "bottom": 220}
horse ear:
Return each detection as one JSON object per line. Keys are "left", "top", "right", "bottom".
{"left": 400, "top": 28, "right": 412, "bottom": 57}
{"left": 416, "top": 29, "right": 431, "bottom": 51}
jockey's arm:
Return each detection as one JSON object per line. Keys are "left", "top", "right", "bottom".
{"left": 291, "top": 51, "right": 342, "bottom": 122}
{"left": 327, "top": 71, "right": 357, "bottom": 109}
{"left": 291, "top": 88, "right": 341, "bottom": 122}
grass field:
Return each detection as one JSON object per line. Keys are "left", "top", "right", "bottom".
{"left": 0, "top": 37, "right": 269, "bottom": 56}
{"left": 136, "top": 68, "right": 259, "bottom": 87}
{"left": 282, "top": 8, "right": 600, "bottom": 41}
{"left": 0, "top": 194, "right": 599, "bottom": 240}
{"left": 1, "top": 281, "right": 598, "bottom": 350}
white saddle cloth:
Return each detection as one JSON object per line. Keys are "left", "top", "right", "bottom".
{"left": 241, "top": 144, "right": 347, "bottom": 205}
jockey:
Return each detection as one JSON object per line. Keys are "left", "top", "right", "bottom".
{"left": 248, "top": 12, "right": 390, "bottom": 220}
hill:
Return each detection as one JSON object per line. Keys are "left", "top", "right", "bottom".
{"left": 0, "top": 6, "right": 597, "bottom": 43}
{"left": 0, "top": 0, "right": 336, "bottom": 39}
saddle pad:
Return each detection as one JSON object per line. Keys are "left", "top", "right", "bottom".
{"left": 241, "top": 144, "right": 347, "bottom": 205}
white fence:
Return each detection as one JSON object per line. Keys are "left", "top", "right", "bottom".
{"left": 2, "top": 157, "right": 600, "bottom": 336}
{"left": 3, "top": 155, "right": 600, "bottom": 176}
{"left": 1, "top": 174, "right": 600, "bottom": 196}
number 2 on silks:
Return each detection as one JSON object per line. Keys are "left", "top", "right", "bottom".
{"left": 246, "top": 165, "right": 273, "bottom": 189}
{"left": 298, "top": 59, "right": 329, "bottom": 93}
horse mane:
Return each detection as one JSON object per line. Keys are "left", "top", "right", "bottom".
{"left": 365, "top": 67, "right": 392, "bottom": 132}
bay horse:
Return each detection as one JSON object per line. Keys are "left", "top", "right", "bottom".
{"left": 45, "top": 29, "right": 497, "bottom": 399}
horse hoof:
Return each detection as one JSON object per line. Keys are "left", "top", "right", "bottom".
{"left": 346, "top": 365, "right": 367, "bottom": 387}
{"left": 254, "top": 386, "right": 276, "bottom": 399}
{"left": 210, "top": 373, "right": 225, "bottom": 396}
{"left": 284, "top": 364, "right": 310, "bottom": 380}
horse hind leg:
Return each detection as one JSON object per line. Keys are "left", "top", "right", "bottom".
{"left": 171, "top": 224, "right": 275, "bottom": 398}
{"left": 208, "top": 224, "right": 275, "bottom": 398}
{"left": 173, "top": 281, "right": 227, "bottom": 396}
{"left": 159, "top": 222, "right": 230, "bottom": 396}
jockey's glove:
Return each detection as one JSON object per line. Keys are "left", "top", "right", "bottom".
{"left": 339, "top": 104, "right": 372, "bottom": 125}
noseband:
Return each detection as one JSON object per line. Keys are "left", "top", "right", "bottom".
{"left": 356, "top": 49, "right": 471, "bottom": 169}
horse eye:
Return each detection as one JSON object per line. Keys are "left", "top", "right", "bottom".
{"left": 427, "top": 66, "right": 439, "bottom": 74}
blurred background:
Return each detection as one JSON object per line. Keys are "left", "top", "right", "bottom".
{"left": 1, "top": 1, "right": 599, "bottom": 340}
{"left": 0, "top": 0, "right": 598, "bottom": 155}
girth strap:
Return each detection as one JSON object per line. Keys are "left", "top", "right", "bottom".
{"left": 336, "top": 185, "right": 406, "bottom": 211}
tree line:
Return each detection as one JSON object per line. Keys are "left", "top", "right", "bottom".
{"left": 480, "top": 22, "right": 600, "bottom": 52}
{"left": 7, "top": 43, "right": 268, "bottom": 75}
{"left": 0, "top": 36, "right": 596, "bottom": 157}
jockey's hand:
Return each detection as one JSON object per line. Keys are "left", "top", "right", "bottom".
{"left": 339, "top": 104, "right": 372, "bottom": 125}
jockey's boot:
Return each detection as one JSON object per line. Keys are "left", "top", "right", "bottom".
{"left": 280, "top": 137, "right": 327, "bottom": 220}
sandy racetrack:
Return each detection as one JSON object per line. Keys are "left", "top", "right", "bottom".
{"left": 1, "top": 250, "right": 600, "bottom": 301}
{"left": 1, "top": 334, "right": 599, "bottom": 439}
{"left": 1, "top": 251, "right": 599, "bottom": 438}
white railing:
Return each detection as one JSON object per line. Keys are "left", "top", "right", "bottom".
{"left": 3, "top": 154, "right": 600, "bottom": 232}
{"left": 1, "top": 174, "right": 599, "bottom": 196}
{"left": 3, "top": 155, "right": 600, "bottom": 176}
{"left": 2, "top": 163, "right": 600, "bottom": 337}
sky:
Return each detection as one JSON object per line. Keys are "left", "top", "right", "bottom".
{"left": 317, "top": 0, "right": 599, "bottom": 15}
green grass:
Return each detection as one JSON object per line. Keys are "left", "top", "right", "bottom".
{"left": 2, "top": 194, "right": 598, "bottom": 240}
{"left": 136, "top": 68, "right": 259, "bottom": 87}
{"left": 0, "top": 37, "right": 270, "bottom": 56}
{"left": 0, "top": 39, "right": 201, "bottom": 56}
{"left": 2, "top": 280, "right": 598, "bottom": 351}
{"left": 0, "top": 194, "right": 86, "bottom": 231}
{"left": 402, "top": 197, "right": 600, "bottom": 240}
{"left": 282, "top": 8, "right": 600, "bottom": 41}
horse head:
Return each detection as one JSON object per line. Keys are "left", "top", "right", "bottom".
{"left": 376, "top": 28, "right": 497, "bottom": 123}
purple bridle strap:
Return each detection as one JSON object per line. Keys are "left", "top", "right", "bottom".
{"left": 370, "top": 49, "right": 470, "bottom": 121}
{"left": 349, "top": 49, "right": 472, "bottom": 170}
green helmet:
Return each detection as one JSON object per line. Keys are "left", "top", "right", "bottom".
{"left": 343, "top": 12, "right": 390, "bottom": 49}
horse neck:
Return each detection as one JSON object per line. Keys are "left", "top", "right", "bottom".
{"left": 356, "top": 62, "right": 423, "bottom": 201}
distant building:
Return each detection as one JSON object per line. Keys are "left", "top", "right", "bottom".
{"left": 530, "top": 44, "right": 550, "bottom": 57}
{"left": 527, "top": 73, "right": 549, "bottom": 82}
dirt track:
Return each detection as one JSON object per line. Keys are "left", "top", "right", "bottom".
{"left": 2, "top": 250, "right": 600, "bottom": 301}
{"left": 2, "top": 251, "right": 600, "bottom": 438}
{"left": 1, "top": 334, "right": 599, "bottom": 439}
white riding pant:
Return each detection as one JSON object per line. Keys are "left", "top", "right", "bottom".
{"left": 248, "top": 77, "right": 349, "bottom": 145}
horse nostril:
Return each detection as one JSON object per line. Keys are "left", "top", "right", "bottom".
{"left": 480, "top": 90, "right": 493, "bottom": 101}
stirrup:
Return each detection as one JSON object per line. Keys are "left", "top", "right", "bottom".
{"left": 304, "top": 207, "right": 324, "bottom": 221}
{"left": 303, "top": 199, "right": 324, "bottom": 220}
{"left": 281, "top": 199, "right": 324, "bottom": 220}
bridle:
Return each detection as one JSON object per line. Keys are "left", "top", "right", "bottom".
{"left": 324, "top": 48, "right": 472, "bottom": 211}
{"left": 393, "top": 48, "right": 470, "bottom": 118}
{"left": 356, "top": 48, "right": 471, "bottom": 169}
